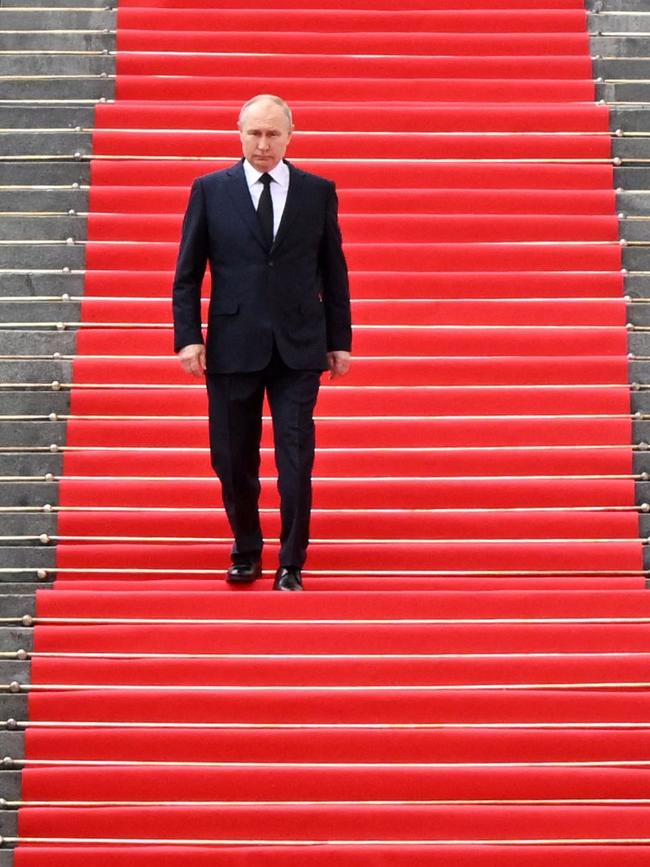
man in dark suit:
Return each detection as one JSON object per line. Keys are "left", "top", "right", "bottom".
{"left": 172, "top": 94, "right": 352, "bottom": 591}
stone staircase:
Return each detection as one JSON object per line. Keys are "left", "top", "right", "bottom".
{"left": 0, "top": 0, "right": 650, "bottom": 860}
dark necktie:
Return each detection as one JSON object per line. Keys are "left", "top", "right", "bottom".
{"left": 257, "top": 173, "right": 274, "bottom": 248}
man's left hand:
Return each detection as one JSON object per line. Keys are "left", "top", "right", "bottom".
{"left": 327, "top": 350, "right": 351, "bottom": 380}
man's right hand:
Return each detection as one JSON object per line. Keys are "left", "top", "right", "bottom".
{"left": 178, "top": 343, "right": 206, "bottom": 377}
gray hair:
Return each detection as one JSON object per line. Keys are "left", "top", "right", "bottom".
{"left": 238, "top": 94, "right": 293, "bottom": 130}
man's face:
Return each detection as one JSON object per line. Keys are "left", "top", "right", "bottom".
{"left": 239, "top": 100, "right": 293, "bottom": 173}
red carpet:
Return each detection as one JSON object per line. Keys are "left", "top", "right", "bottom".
{"left": 15, "top": 0, "right": 650, "bottom": 863}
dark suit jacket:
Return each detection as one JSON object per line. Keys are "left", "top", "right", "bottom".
{"left": 172, "top": 158, "right": 352, "bottom": 374}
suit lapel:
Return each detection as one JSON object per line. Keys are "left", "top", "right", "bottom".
{"left": 224, "top": 160, "right": 267, "bottom": 251}
{"left": 224, "top": 159, "right": 306, "bottom": 253}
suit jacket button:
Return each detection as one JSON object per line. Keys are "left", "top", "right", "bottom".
{"left": 268, "top": 260, "right": 274, "bottom": 268}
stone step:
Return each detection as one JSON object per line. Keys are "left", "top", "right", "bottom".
{"left": 0, "top": 55, "right": 113, "bottom": 76}
{"left": 0, "top": 734, "right": 25, "bottom": 761}
{"left": 0, "top": 360, "right": 73, "bottom": 382}
{"left": 0, "top": 421, "right": 66, "bottom": 449}
{"left": 0, "top": 332, "right": 76, "bottom": 355}
{"left": 0, "top": 582, "right": 53, "bottom": 594}
{"left": 0, "top": 189, "right": 88, "bottom": 214}
{"left": 0, "top": 105, "right": 95, "bottom": 128}
{"left": 0, "top": 162, "right": 89, "bottom": 185}
{"left": 0, "top": 394, "right": 70, "bottom": 416}
{"left": 0, "top": 215, "right": 85, "bottom": 241}
{"left": 589, "top": 12, "right": 650, "bottom": 33}
{"left": 0, "top": 9, "right": 113, "bottom": 29}
{"left": 0, "top": 455, "right": 63, "bottom": 476}
{"left": 0, "top": 810, "right": 18, "bottom": 842}
{"left": 599, "top": 59, "right": 650, "bottom": 79}
{"left": 0, "top": 596, "right": 34, "bottom": 620}
{"left": 0, "top": 274, "right": 85, "bottom": 298}
{"left": 1, "top": 516, "right": 58, "bottom": 539}
{"left": 622, "top": 220, "right": 650, "bottom": 242}
{"left": 0, "top": 30, "right": 112, "bottom": 51}
{"left": 0, "top": 774, "right": 21, "bottom": 801}
{"left": 0, "top": 629, "right": 33, "bottom": 654}
{"left": 0, "top": 245, "right": 85, "bottom": 269}
{"left": 0, "top": 547, "right": 54, "bottom": 573}
{"left": 0, "top": 79, "right": 114, "bottom": 100}
{"left": 0, "top": 483, "right": 58, "bottom": 509}
{"left": 0, "top": 132, "right": 92, "bottom": 158}
{"left": 593, "top": 0, "right": 650, "bottom": 11}
{"left": 0, "top": 662, "right": 30, "bottom": 685}
{"left": 3, "top": 0, "right": 108, "bottom": 7}
{"left": 603, "top": 83, "right": 650, "bottom": 103}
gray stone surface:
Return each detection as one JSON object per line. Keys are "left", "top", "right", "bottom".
{"left": 0, "top": 597, "right": 36, "bottom": 620}
{"left": 618, "top": 168, "right": 650, "bottom": 189}
{"left": 622, "top": 248, "right": 650, "bottom": 270}
{"left": 0, "top": 133, "right": 92, "bottom": 160}
{"left": 0, "top": 851, "right": 15, "bottom": 866}
{"left": 613, "top": 137, "right": 650, "bottom": 159}
{"left": 0, "top": 773, "right": 21, "bottom": 803}
{"left": 0, "top": 813, "right": 18, "bottom": 839}
{"left": 0, "top": 698, "right": 28, "bottom": 721}
{"left": 0, "top": 31, "right": 112, "bottom": 51}
{"left": 600, "top": 60, "right": 650, "bottom": 79}
{"left": 619, "top": 193, "right": 650, "bottom": 214}
{"left": 0, "top": 105, "right": 95, "bottom": 128}
{"left": 0, "top": 735, "right": 24, "bottom": 762}
{"left": 1, "top": 216, "right": 86, "bottom": 239}
{"left": 593, "top": 35, "right": 650, "bottom": 56}
{"left": 0, "top": 56, "right": 114, "bottom": 76}
{"left": 589, "top": 12, "right": 650, "bottom": 32}
{"left": 0, "top": 80, "right": 115, "bottom": 101}
{"left": 0, "top": 9, "right": 114, "bottom": 28}
{"left": 0, "top": 630, "right": 33, "bottom": 653}
{"left": 0, "top": 483, "right": 58, "bottom": 508}
{"left": 0, "top": 301, "right": 82, "bottom": 322}
{"left": 0, "top": 455, "right": 63, "bottom": 476}
{"left": 0, "top": 163, "right": 90, "bottom": 186}
{"left": 621, "top": 219, "right": 650, "bottom": 242}
{"left": 0, "top": 190, "right": 89, "bottom": 214}
{"left": 0, "top": 663, "right": 30, "bottom": 685}
{"left": 0, "top": 394, "right": 70, "bottom": 414}
{"left": 0, "top": 546, "right": 56, "bottom": 569}
{"left": 604, "top": 83, "right": 650, "bottom": 103}
{"left": 0, "top": 360, "right": 73, "bottom": 381}
{"left": 0, "top": 422, "right": 65, "bottom": 448}
{"left": 0, "top": 516, "right": 57, "bottom": 543}
{"left": 0, "top": 245, "right": 85, "bottom": 270}
{"left": 0, "top": 332, "right": 76, "bottom": 355}
{"left": 0, "top": 274, "right": 85, "bottom": 297}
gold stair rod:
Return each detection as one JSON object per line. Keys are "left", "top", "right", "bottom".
{"left": 4, "top": 720, "right": 650, "bottom": 731}
{"left": 6, "top": 650, "right": 648, "bottom": 660}
{"left": 1, "top": 834, "right": 649, "bottom": 847}
{"left": 7, "top": 615, "right": 650, "bottom": 627}
{"left": 2, "top": 567, "right": 646, "bottom": 577}
{"left": 5, "top": 755, "right": 650, "bottom": 768}
{"left": 6, "top": 682, "right": 650, "bottom": 695}
{"left": 6, "top": 798, "right": 650, "bottom": 807}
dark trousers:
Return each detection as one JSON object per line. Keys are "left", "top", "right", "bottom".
{"left": 206, "top": 343, "right": 321, "bottom": 568}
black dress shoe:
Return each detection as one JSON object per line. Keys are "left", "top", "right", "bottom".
{"left": 226, "top": 559, "right": 262, "bottom": 583}
{"left": 273, "top": 566, "right": 303, "bottom": 591}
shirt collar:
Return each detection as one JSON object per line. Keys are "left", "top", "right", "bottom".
{"left": 243, "top": 158, "right": 290, "bottom": 190}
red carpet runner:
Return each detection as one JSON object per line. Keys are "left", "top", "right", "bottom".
{"left": 14, "top": 0, "right": 650, "bottom": 863}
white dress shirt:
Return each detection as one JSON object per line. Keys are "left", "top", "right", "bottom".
{"left": 243, "top": 158, "right": 290, "bottom": 240}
